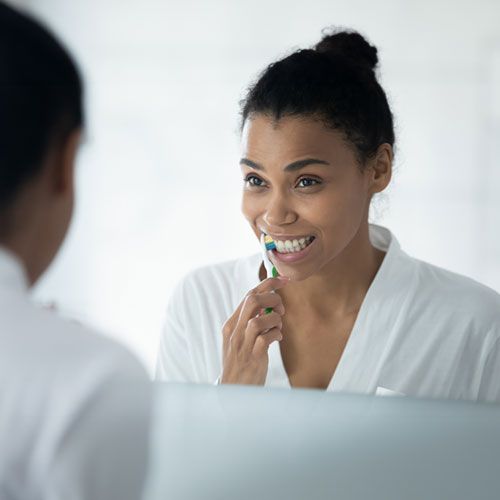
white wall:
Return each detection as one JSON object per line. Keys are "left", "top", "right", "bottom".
{"left": 13, "top": 0, "right": 500, "bottom": 374}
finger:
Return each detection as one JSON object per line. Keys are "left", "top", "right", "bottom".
{"left": 223, "top": 290, "right": 255, "bottom": 338}
{"left": 222, "top": 314, "right": 238, "bottom": 342}
{"left": 225, "top": 278, "right": 287, "bottom": 341}
{"left": 249, "top": 276, "right": 289, "bottom": 295}
{"left": 263, "top": 302, "right": 285, "bottom": 315}
{"left": 244, "top": 312, "right": 282, "bottom": 345}
{"left": 253, "top": 328, "right": 283, "bottom": 356}
{"left": 261, "top": 294, "right": 285, "bottom": 315}
{"left": 236, "top": 292, "right": 284, "bottom": 330}
{"left": 233, "top": 277, "right": 288, "bottom": 323}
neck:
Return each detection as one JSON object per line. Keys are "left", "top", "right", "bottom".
{"left": 0, "top": 191, "right": 55, "bottom": 287}
{"left": 281, "top": 222, "right": 385, "bottom": 317}
{"left": 1, "top": 235, "right": 45, "bottom": 287}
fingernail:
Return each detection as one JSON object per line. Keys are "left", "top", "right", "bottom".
{"left": 277, "top": 276, "right": 289, "bottom": 282}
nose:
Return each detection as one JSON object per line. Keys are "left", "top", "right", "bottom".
{"left": 263, "top": 192, "right": 297, "bottom": 227}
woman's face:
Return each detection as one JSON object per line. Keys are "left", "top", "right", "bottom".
{"left": 240, "top": 114, "right": 386, "bottom": 281}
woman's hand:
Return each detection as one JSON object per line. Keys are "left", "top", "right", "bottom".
{"left": 221, "top": 276, "right": 289, "bottom": 386}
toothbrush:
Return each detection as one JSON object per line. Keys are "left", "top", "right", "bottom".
{"left": 260, "top": 234, "right": 279, "bottom": 314}
{"left": 261, "top": 234, "right": 279, "bottom": 278}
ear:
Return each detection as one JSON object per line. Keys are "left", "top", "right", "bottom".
{"left": 53, "top": 129, "right": 81, "bottom": 196}
{"left": 368, "top": 143, "right": 393, "bottom": 194}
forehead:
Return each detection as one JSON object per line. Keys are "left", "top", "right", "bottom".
{"left": 241, "top": 114, "right": 356, "bottom": 167}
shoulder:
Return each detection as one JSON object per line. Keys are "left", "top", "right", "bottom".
{"left": 157, "top": 256, "right": 262, "bottom": 381}
{"left": 161, "top": 254, "right": 261, "bottom": 342}
{"left": 411, "top": 257, "right": 500, "bottom": 330}
{"left": 180, "top": 253, "right": 260, "bottom": 288}
{"left": 6, "top": 301, "right": 148, "bottom": 383}
{"left": 170, "top": 253, "right": 261, "bottom": 305}
{"left": 0, "top": 298, "right": 150, "bottom": 468}
{"left": 0, "top": 307, "right": 151, "bottom": 500}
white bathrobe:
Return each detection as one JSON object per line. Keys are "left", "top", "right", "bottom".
{"left": 156, "top": 225, "right": 500, "bottom": 403}
{"left": 0, "top": 248, "right": 151, "bottom": 500}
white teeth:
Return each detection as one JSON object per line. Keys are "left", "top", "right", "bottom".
{"left": 272, "top": 236, "right": 315, "bottom": 254}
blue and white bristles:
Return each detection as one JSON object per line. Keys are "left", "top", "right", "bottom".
{"left": 260, "top": 234, "right": 278, "bottom": 279}
{"left": 264, "top": 235, "right": 277, "bottom": 252}
{"left": 260, "top": 234, "right": 280, "bottom": 314}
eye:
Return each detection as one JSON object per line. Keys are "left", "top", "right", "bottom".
{"left": 244, "top": 174, "right": 266, "bottom": 188}
{"left": 296, "top": 177, "right": 321, "bottom": 188}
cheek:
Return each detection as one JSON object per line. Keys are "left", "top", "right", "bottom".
{"left": 310, "top": 182, "right": 369, "bottom": 233}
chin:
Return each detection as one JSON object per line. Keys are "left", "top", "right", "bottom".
{"left": 273, "top": 262, "right": 319, "bottom": 282}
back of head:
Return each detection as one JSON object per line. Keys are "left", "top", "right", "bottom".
{"left": 241, "top": 28, "right": 395, "bottom": 165}
{"left": 0, "top": 2, "right": 84, "bottom": 216}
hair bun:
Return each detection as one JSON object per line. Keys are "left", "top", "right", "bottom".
{"left": 314, "top": 29, "right": 379, "bottom": 73}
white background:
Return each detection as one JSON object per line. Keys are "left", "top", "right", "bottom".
{"left": 11, "top": 0, "right": 500, "bottom": 374}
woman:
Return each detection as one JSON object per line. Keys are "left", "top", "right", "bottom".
{"left": 156, "top": 29, "right": 500, "bottom": 402}
{"left": 0, "top": 4, "right": 150, "bottom": 499}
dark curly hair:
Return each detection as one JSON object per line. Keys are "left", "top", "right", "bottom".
{"left": 240, "top": 29, "right": 395, "bottom": 166}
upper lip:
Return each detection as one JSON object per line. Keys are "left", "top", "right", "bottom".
{"left": 262, "top": 232, "right": 314, "bottom": 241}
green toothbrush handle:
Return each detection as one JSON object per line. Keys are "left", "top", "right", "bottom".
{"left": 265, "top": 266, "right": 279, "bottom": 314}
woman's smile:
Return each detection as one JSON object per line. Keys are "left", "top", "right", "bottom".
{"left": 270, "top": 235, "right": 317, "bottom": 264}
{"left": 264, "top": 234, "right": 315, "bottom": 253}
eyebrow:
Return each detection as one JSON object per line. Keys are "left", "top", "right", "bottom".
{"left": 240, "top": 157, "right": 330, "bottom": 172}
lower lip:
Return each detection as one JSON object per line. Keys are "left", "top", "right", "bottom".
{"left": 272, "top": 238, "right": 316, "bottom": 264}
